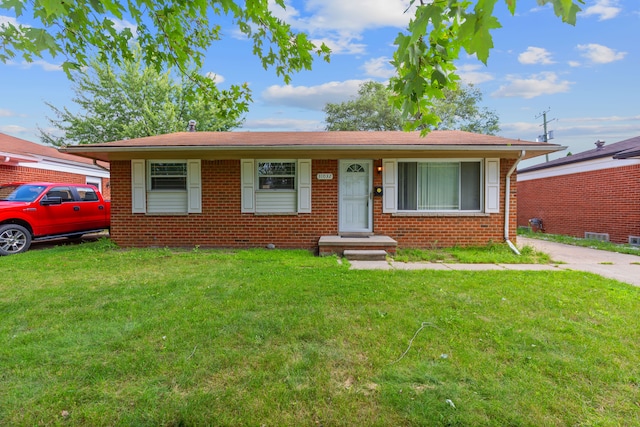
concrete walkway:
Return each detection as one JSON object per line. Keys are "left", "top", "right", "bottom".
{"left": 349, "top": 236, "right": 640, "bottom": 287}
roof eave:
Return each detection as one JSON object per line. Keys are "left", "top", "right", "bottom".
{"left": 613, "top": 150, "right": 640, "bottom": 160}
{"left": 60, "top": 144, "right": 565, "bottom": 162}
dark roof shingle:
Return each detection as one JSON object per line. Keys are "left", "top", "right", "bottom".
{"left": 519, "top": 135, "right": 640, "bottom": 173}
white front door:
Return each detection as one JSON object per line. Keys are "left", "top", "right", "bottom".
{"left": 339, "top": 160, "right": 372, "bottom": 233}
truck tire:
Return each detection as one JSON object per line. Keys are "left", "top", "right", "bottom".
{"left": 0, "top": 224, "right": 32, "bottom": 255}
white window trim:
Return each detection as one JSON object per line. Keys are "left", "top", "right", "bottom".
{"left": 131, "top": 159, "right": 201, "bottom": 214}
{"left": 241, "top": 159, "right": 311, "bottom": 214}
{"left": 256, "top": 160, "right": 297, "bottom": 192}
{"left": 86, "top": 177, "right": 102, "bottom": 192}
{"left": 147, "top": 160, "right": 188, "bottom": 192}
{"left": 384, "top": 158, "right": 498, "bottom": 214}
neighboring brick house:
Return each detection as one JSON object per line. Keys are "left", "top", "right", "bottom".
{"left": 1, "top": 133, "right": 111, "bottom": 199}
{"left": 517, "top": 136, "right": 640, "bottom": 245}
{"left": 61, "top": 131, "right": 561, "bottom": 253}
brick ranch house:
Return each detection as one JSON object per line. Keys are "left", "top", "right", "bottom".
{"left": 60, "top": 131, "right": 562, "bottom": 254}
{"left": 1, "top": 132, "right": 111, "bottom": 199}
{"left": 517, "top": 136, "right": 640, "bottom": 245}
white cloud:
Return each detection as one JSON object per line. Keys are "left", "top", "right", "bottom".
{"left": 269, "top": 0, "right": 412, "bottom": 56}
{"left": 287, "top": 0, "right": 411, "bottom": 33}
{"left": 518, "top": 47, "right": 555, "bottom": 65}
{"left": 261, "top": 79, "right": 367, "bottom": 110}
{"left": 582, "top": 0, "right": 621, "bottom": 21}
{"left": 568, "top": 114, "right": 640, "bottom": 123}
{"left": 206, "top": 72, "right": 225, "bottom": 84}
{"left": 0, "top": 15, "right": 19, "bottom": 28}
{"left": 8, "top": 59, "right": 62, "bottom": 72}
{"left": 568, "top": 60, "right": 581, "bottom": 67}
{"left": 500, "top": 121, "right": 540, "bottom": 135}
{"left": 311, "top": 34, "right": 366, "bottom": 55}
{"left": 457, "top": 64, "right": 494, "bottom": 85}
{"left": 0, "top": 109, "right": 15, "bottom": 117}
{"left": 503, "top": 114, "right": 640, "bottom": 148}
{"left": 0, "top": 124, "right": 28, "bottom": 134}
{"left": 363, "top": 57, "right": 395, "bottom": 79}
{"left": 577, "top": 43, "right": 626, "bottom": 64}
{"left": 491, "top": 72, "right": 573, "bottom": 99}
{"left": 109, "top": 17, "right": 138, "bottom": 37}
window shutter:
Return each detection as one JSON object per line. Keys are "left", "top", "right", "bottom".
{"left": 382, "top": 159, "right": 397, "bottom": 213}
{"left": 131, "top": 159, "right": 146, "bottom": 213}
{"left": 485, "top": 158, "right": 500, "bottom": 213}
{"left": 241, "top": 159, "right": 255, "bottom": 213}
{"left": 297, "top": 159, "right": 312, "bottom": 213}
{"left": 187, "top": 159, "right": 202, "bottom": 213}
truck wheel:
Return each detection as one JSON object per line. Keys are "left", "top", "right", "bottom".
{"left": 0, "top": 224, "right": 32, "bottom": 255}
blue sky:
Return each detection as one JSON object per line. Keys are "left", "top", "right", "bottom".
{"left": 1, "top": 0, "right": 638, "bottom": 167}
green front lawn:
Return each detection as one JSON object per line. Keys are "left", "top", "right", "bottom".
{"left": 1, "top": 241, "right": 639, "bottom": 426}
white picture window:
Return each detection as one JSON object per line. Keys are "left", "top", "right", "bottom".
{"left": 397, "top": 160, "right": 482, "bottom": 212}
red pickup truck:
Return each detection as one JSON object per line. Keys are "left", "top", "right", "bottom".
{"left": 0, "top": 182, "right": 111, "bottom": 255}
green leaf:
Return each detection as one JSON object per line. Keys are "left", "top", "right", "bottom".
{"left": 537, "top": 0, "right": 583, "bottom": 25}
{"left": 38, "top": 0, "right": 68, "bottom": 18}
{"left": 1, "top": 0, "right": 26, "bottom": 15}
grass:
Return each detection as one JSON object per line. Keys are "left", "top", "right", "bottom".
{"left": 1, "top": 240, "right": 639, "bottom": 426}
{"left": 519, "top": 227, "right": 640, "bottom": 257}
{"left": 395, "top": 242, "right": 551, "bottom": 264}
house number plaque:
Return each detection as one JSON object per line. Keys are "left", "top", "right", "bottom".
{"left": 317, "top": 173, "right": 333, "bottom": 180}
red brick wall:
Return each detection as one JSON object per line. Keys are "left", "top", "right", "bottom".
{"left": 518, "top": 164, "right": 640, "bottom": 244}
{"left": 0, "top": 164, "right": 111, "bottom": 200}
{"left": 110, "top": 160, "right": 337, "bottom": 250}
{"left": 110, "top": 159, "right": 516, "bottom": 250}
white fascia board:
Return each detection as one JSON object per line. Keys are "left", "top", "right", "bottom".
{"left": 518, "top": 156, "right": 640, "bottom": 182}
{"left": 62, "top": 144, "right": 557, "bottom": 152}
{"left": 18, "top": 159, "right": 110, "bottom": 178}
{"left": 61, "top": 144, "right": 561, "bottom": 155}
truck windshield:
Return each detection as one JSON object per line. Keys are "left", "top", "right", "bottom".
{"left": 0, "top": 184, "right": 47, "bottom": 202}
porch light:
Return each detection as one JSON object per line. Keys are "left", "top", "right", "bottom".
{"left": 377, "top": 164, "right": 383, "bottom": 174}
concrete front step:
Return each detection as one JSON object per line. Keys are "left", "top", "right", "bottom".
{"left": 343, "top": 249, "right": 388, "bottom": 261}
{"left": 318, "top": 235, "right": 397, "bottom": 257}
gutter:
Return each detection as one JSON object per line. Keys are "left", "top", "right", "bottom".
{"left": 505, "top": 150, "right": 526, "bottom": 255}
{"left": 93, "top": 159, "right": 111, "bottom": 172}
{"left": 59, "top": 144, "right": 562, "bottom": 155}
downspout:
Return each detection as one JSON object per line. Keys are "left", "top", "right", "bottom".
{"left": 504, "top": 150, "right": 526, "bottom": 255}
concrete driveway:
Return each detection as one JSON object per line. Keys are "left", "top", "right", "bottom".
{"left": 517, "top": 236, "right": 640, "bottom": 287}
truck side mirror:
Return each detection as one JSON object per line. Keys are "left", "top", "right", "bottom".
{"left": 41, "top": 196, "right": 62, "bottom": 206}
